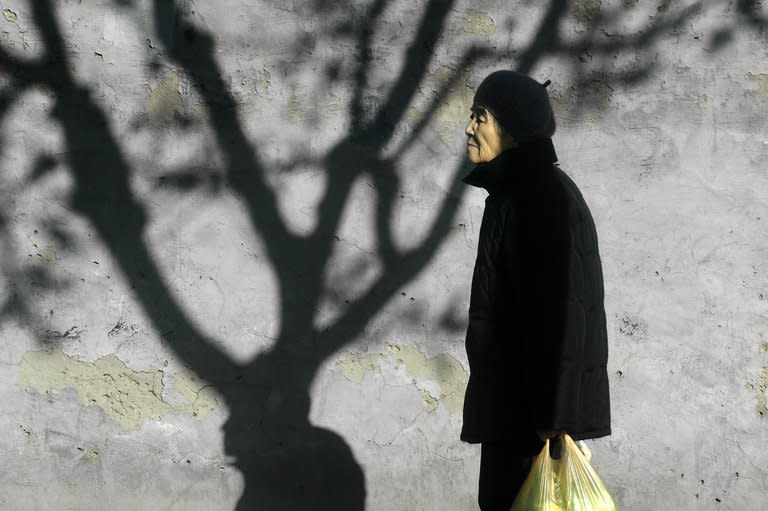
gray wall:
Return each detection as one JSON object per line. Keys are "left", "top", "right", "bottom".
{"left": 1, "top": 0, "right": 766, "bottom": 509}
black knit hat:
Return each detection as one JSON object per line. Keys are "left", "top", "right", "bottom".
{"left": 473, "top": 70, "right": 556, "bottom": 144}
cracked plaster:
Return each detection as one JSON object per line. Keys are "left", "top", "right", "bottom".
{"left": 746, "top": 72, "right": 768, "bottom": 101}
{"left": 460, "top": 9, "right": 496, "bottom": 36}
{"left": 18, "top": 350, "right": 218, "bottom": 430}
{"left": 146, "top": 71, "right": 183, "bottom": 123}
{"left": 337, "top": 343, "right": 468, "bottom": 413}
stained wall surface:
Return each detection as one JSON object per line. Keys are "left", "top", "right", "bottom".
{"left": 0, "top": 0, "right": 767, "bottom": 509}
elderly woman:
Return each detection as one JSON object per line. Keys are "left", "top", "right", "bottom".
{"left": 460, "top": 70, "right": 612, "bottom": 511}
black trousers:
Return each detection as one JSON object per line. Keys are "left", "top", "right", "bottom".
{"left": 478, "top": 438, "right": 559, "bottom": 511}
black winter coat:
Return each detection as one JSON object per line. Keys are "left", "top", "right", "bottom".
{"left": 460, "top": 138, "right": 611, "bottom": 451}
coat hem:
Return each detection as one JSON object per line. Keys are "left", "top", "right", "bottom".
{"left": 459, "top": 426, "right": 611, "bottom": 445}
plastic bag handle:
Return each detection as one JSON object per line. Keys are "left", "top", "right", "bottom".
{"left": 554, "top": 434, "right": 592, "bottom": 462}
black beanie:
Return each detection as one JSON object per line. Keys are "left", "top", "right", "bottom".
{"left": 473, "top": 70, "right": 556, "bottom": 144}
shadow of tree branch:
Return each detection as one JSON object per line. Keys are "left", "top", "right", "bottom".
{"left": 5, "top": 0, "right": 237, "bottom": 384}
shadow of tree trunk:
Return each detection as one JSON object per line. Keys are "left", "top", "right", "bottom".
{"left": 149, "top": 0, "right": 463, "bottom": 507}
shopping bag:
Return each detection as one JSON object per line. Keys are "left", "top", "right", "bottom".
{"left": 558, "top": 434, "right": 617, "bottom": 511}
{"left": 510, "top": 435, "right": 617, "bottom": 511}
{"left": 509, "top": 439, "right": 564, "bottom": 511}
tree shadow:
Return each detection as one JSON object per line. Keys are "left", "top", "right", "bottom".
{"left": 0, "top": 0, "right": 763, "bottom": 509}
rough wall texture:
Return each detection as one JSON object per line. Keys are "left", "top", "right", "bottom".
{"left": 0, "top": 0, "right": 766, "bottom": 509}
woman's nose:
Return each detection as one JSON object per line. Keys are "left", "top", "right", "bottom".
{"left": 465, "top": 119, "right": 475, "bottom": 136}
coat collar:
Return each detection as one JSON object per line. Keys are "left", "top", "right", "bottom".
{"left": 461, "top": 138, "right": 558, "bottom": 194}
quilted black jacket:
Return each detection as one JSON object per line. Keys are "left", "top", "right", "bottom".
{"left": 460, "top": 138, "right": 611, "bottom": 451}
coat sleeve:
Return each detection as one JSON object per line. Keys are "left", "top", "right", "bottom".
{"left": 464, "top": 201, "right": 503, "bottom": 375}
{"left": 498, "top": 197, "right": 582, "bottom": 432}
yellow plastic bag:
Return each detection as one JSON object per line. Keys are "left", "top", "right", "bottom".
{"left": 509, "top": 438, "right": 564, "bottom": 511}
{"left": 510, "top": 435, "right": 618, "bottom": 511}
{"left": 558, "top": 434, "right": 617, "bottom": 511}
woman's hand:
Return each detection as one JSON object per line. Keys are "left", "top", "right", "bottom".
{"left": 536, "top": 429, "right": 566, "bottom": 442}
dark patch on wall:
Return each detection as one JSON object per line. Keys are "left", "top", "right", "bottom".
{"left": 616, "top": 312, "right": 648, "bottom": 341}
{"left": 107, "top": 319, "right": 138, "bottom": 338}
{"left": 572, "top": 0, "right": 602, "bottom": 24}
{"left": 41, "top": 325, "right": 84, "bottom": 342}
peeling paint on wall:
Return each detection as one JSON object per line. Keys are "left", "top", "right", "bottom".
{"left": 337, "top": 344, "right": 468, "bottom": 413}
{"left": 405, "top": 105, "right": 422, "bottom": 124}
{"left": 461, "top": 9, "right": 495, "bottom": 36}
{"left": 617, "top": 312, "right": 648, "bottom": 341}
{"left": 572, "top": 0, "right": 602, "bottom": 24}
{"left": 146, "top": 72, "right": 183, "bottom": 122}
{"left": 37, "top": 246, "right": 57, "bottom": 264}
{"left": 172, "top": 370, "right": 218, "bottom": 418}
{"left": 18, "top": 350, "right": 217, "bottom": 430}
{"left": 550, "top": 86, "right": 575, "bottom": 111}
{"left": 746, "top": 72, "right": 768, "bottom": 101}
{"left": 419, "top": 389, "right": 439, "bottom": 412}
{"left": 3, "top": 8, "right": 17, "bottom": 22}
{"left": 289, "top": 85, "right": 300, "bottom": 120}
{"left": 746, "top": 367, "right": 768, "bottom": 417}
{"left": 387, "top": 344, "right": 468, "bottom": 413}
{"left": 258, "top": 67, "right": 271, "bottom": 91}
{"left": 337, "top": 352, "right": 384, "bottom": 384}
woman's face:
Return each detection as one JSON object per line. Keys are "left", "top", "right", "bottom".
{"left": 465, "top": 105, "right": 516, "bottom": 164}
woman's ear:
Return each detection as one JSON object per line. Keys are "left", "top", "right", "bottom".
{"left": 493, "top": 118, "right": 518, "bottom": 150}
{"left": 502, "top": 129, "right": 518, "bottom": 149}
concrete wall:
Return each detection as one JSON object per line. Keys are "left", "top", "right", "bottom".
{"left": 1, "top": 0, "right": 766, "bottom": 509}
